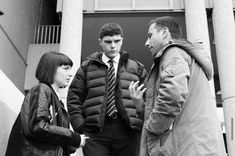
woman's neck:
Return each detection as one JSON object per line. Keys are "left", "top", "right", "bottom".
{"left": 51, "top": 83, "right": 60, "bottom": 93}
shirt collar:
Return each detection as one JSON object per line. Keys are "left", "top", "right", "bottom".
{"left": 102, "top": 52, "right": 120, "bottom": 64}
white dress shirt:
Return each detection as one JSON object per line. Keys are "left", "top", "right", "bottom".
{"left": 102, "top": 53, "right": 120, "bottom": 77}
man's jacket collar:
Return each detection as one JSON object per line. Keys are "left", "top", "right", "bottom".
{"left": 154, "top": 39, "right": 214, "bottom": 80}
{"left": 87, "top": 50, "right": 129, "bottom": 66}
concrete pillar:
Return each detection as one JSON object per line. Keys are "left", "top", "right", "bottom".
{"left": 59, "top": 0, "right": 83, "bottom": 155}
{"left": 184, "top": 0, "right": 216, "bottom": 97}
{"left": 212, "top": 0, "right": 235, "bottom": 155}
{"left": 59, "top": 0, "right": 83, "bottom": 104}
{"left": 60, "top": 0, "right": 83, "bottom": 75}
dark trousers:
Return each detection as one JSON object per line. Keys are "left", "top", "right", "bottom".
{"left": 83, "top": 116, "right": 140, "bottom": 156}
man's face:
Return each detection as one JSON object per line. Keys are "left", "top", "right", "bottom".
{"left": 99, "top": 35, "right": 123, "bottom": 59}
{"left": 145, "top": 23, "right": 165, "bottom": 58}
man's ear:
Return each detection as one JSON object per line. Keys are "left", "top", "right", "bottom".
{"left": 162, "top": 27, "right": 169, "bottom": 39}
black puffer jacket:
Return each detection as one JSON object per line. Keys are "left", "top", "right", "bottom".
{"left": 67, "top": 51, "right": 148, "bottom": 133}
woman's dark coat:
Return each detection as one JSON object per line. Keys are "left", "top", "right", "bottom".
{"left": 5, "top": 83, "right": 81, "bottom": 156}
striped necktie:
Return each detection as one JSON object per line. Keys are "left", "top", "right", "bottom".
{"left": 106, "top": 60, "right": 117, "bottom": 117}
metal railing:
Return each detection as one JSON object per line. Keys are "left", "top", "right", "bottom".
{"left": 34, "top": 25, "right": 61, "bottom": 44}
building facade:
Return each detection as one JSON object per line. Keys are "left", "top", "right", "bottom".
{"left": 1, "top": 0, "right": 235, "bottom": 155}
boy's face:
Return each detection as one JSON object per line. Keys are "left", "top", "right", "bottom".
{"left": 99, "top": 35, "right": 123, "bottom": 59}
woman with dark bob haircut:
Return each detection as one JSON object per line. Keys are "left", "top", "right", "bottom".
{"left": 6, "top": 51, "right": 89, "bottom": 156}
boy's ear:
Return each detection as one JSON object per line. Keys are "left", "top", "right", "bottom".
{"left": 120, "top": 37, "right": 124, "bottom": 44}
{"left": 98, "top": 38, "right": 102, "bottom": 45}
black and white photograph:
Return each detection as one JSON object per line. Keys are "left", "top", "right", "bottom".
{"left": 0, "top": 0, "right": 234, "bottom": 156}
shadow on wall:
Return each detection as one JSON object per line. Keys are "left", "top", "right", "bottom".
{"left": 0, "top": 101, "right": 18, "bottom": 154}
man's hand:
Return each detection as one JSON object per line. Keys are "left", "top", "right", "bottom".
{"left": 129, "top": 81, "right": 147, "bottom": 104}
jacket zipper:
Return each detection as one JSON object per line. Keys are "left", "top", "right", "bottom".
{"left": 99, "top": 65, "right": 109, "bottom": 132}
{"left": 116, "top": 65, "right": 131, "bottom": 127}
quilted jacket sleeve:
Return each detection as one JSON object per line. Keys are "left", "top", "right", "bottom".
{"left": 146, "top": 48, "right": 190, "bottom": 136}
{"left": 67, "top": 65, "right": 88, "bottom": 133}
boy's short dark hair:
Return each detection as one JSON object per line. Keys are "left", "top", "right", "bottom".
{"left": 35, "top": 51, "right": 73, "bottom": 85}
{"left": 149, "top": 16, "right": 182, "bottom": 39}
{"left": 99, "top": 23, "right": 123, "bottom": 39}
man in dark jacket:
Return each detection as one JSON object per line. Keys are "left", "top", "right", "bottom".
{"left": 67, "top": 23, "right": 148, "bottom": 156}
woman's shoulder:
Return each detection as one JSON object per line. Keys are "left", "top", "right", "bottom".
{"left": 29, "top": 83, "right": 53, "bottom": 95}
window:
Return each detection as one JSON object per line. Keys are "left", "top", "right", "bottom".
{"left": 94, "top": 0, "right": 173, "bottom": 11}
{"left": 135, "top": 0, "right": 173, "bottom": 10}
{"left": 95, "top": 0, "right": 132, "bottom": 10}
